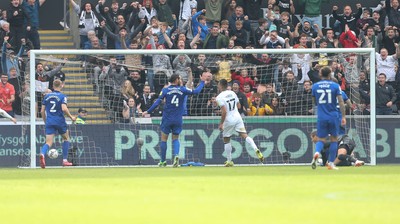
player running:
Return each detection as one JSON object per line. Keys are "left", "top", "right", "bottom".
{"left": 311, "top": 66, "right": 346, "bottom": 170}
{"left": 0, "top": 108, "right": 17, "bottom": 123}
{"left": 39, "top": 80, "right": 76, "bottom": 168}
{"left": 142, "top": 73, "right": 211, "bottom": 167}
{"left": 216, "top": 79, "right": 264, "bottom": 167}
{"left": 310, "top": 131, "right": 365, "bottom": 167}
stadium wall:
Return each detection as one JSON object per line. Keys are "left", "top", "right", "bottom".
{"left": 0, "top": 117, "right": 398, "bottom": 167}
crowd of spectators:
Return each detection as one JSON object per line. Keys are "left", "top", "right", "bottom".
{"left": 2, "top": 0, "right": 400, "bottom": 122}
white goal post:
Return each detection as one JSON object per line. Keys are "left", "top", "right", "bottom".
{"left": 28, "top": 48, "right": 376, "bottom": 168}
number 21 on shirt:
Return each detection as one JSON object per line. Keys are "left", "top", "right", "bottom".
{"left": 317, "top": 89, "right": 332, "bottom": 104}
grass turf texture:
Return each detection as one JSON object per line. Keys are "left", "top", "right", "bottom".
{"left": 0, "top": 166, "right": 399, "bottom": 224}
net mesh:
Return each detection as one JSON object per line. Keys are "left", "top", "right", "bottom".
{"left": 18, "top": 49, "right": 373, "bottom": 167}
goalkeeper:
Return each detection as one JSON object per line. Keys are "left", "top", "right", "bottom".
{"left": 310, "top": 131, "right": 365, "bottom": 167}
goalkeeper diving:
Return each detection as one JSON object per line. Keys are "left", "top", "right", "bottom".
{"left": 310, "top": 131, "right": 365, "bottom": 167}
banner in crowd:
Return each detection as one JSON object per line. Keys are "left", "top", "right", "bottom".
{"left": 0, "top": 117, "right": 399, "bottom": 167}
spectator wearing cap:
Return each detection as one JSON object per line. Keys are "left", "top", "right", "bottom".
{"left": 76, "top": 108, "right": 87, "bottom": 124}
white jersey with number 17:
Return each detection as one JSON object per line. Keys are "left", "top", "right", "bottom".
{"left": 216, "top": 90, "right": 242, "bottom": 124}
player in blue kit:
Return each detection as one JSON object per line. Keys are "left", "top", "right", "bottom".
{"left": 142, "top": 73, "right": 211, "bottom": 167}
{"left": 311, "top": 66, "right": 346, "bottom": 170}
{"left": 39, "top": 80, "right": 76, "bottom": 168}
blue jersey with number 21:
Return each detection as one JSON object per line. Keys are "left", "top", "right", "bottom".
{"left": 312, "top": 80, "right": 342, "bottom": 138}
{"left": 312, "top": 80, "right": 342, "bottom": 120}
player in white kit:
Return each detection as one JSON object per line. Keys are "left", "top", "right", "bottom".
{"left": 216, "top": 79, "right": 264, "bottom": 166}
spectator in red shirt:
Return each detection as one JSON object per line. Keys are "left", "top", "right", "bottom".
{"left": 339, "top": 24, "right": 360, "bottom": 48}
{"left": 231, "top": 68, "right": 255, "bottom": 92}
{"left": 0, "top": 73, "right": 15, "bottom": 117}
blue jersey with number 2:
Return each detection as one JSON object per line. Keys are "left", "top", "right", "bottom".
{"left": 42, "top": 91, "right": 67, "bottom": 126}
{"left": 312, "top": 80, "right": 342, "bottom": 120}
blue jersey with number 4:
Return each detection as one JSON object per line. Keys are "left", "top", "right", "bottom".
{"left": 312, "top": 80, "right": 342, "bottom": 120}
{"left": 158, "top": 84, "right": 203, "bottom": 123}
{"left": 42, "top": 91, "right": 67, "bottom": 126}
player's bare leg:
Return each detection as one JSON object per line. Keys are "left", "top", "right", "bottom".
{"left": 223, "top": 137, "right": 234, "bottom": 167}
{"left": 172, "top": 134, "right": 180, "bottom": 168}
{"left": 40, "top": 134, "right": 55, "bottom": 169}
{"left": 61, "top": 131, "right": 72, "bottom": 166}
{"left": 239, "top": 132, "right": 264, "bottom": 163}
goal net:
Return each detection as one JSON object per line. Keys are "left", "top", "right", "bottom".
{"left": 19, "top": 48, "right": 376, "bottom": 168}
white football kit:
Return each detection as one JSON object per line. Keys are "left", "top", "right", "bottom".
{"left": 216, "top": 90, "right": 246, "bottom": 137}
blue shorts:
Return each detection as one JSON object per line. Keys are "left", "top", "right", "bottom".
{"left": 45, "top": 124, "right": 67, "bottom": 135}
{"left": 160, "top": 120, "right": 182, "bottom": 135}
{"left": 317, "top": 118, "right": 339, "bottom": 138}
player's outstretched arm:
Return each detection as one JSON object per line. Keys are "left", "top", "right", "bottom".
{"left": 145, "top": 89, "right": 167, "bottom": 115}
{"left": 0, "top": 108, "right": 17, "bottom": 124}
{"left": 62, "top": 104, "right": 76, "bottom": 122}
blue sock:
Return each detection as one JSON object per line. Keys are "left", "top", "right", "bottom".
{"left": 41, "top": 144, "right": 49, "bottom": 155}
{"left": 329, "top": 141, "right": 338, "bottom": 163}
{"left": 172, "top": 139, "right": 180, "bottom": 157}
{"left": 315, "top": 141, "right": 324, "bottom": 154}
{"left": 62, "top": 141, "right": 70, "bottom": 160}
{"left": 160, "top": 141, "right": 167, "bottom": 162}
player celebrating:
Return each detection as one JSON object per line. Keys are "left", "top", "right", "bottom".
{"left": 311, "top": 66, "right": 346, "bottom": 170}
{"left": 0, "top": 108, "right": 17, "bottom": 123}
{"left": 142, "top": 73, "right": 211, "bottom": 167}
{"left": 216, "top": 79, "right": 264, "bottom": 167}
{"left": 39, "top": 80, "right": 76, "bottom": 168}
{"left": 310, "top": 131, "right": 365, "bottom": 167}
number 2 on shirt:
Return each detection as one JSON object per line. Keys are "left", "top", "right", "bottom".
{"left": 171, "top": 95, "right": 179, "bottom": 107}
{"left": 317, "top": 89, "right": 332, "bottom": 104}
{"left": 50, "top": 101, "right": 57, "bottom": 112}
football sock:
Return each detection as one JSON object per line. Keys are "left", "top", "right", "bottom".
{"left": 172, "top": 139, "right": 180, "bottom": 157}
{"left": 160, "top": 141, "right": 167, "bottom": 162}
{"left": 62, "top": 141, "right": 70, "bottom": 160}
{"left": 245, "top": 137, "right": 258, "bottom": 151}
{"left": 315, "top": 141, "right": 324, "bottom": 154}
{"left": 329, "top": 141, "right": 338, "bottom": 163}
{"left": 41, "top": 144, "right": 49, "bottom": 155}
{"left": 224, "top": 143, "right": 232, "bottom": 161}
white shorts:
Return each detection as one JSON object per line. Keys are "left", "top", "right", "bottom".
{"left": 223, "top": 119, "right": 246, "bottom": 137}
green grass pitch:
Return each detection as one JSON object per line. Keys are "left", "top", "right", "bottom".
{"left": 1, "top": 166, "right": 399, "bottom": 224}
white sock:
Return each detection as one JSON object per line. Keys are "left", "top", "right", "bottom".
{"left": 224, "top": 143, "right": 232, "bottom": 161}
{"left": 245, "top": 137, "right": 258, "bottom": 151}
